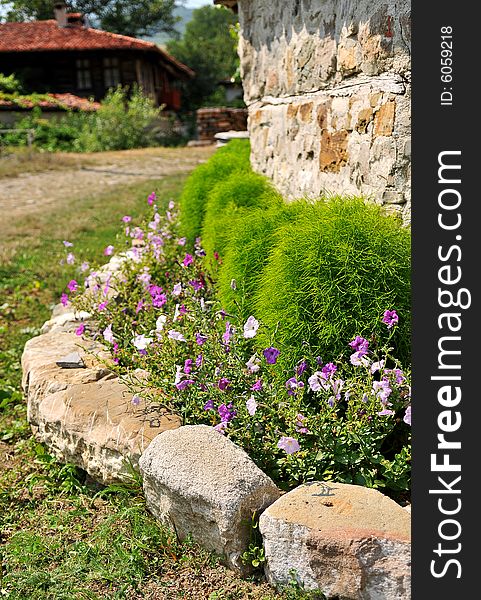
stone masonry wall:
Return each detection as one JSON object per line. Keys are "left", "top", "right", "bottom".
{"left": 219, "top": 0, "right": 411, "bottom": 223}
{"left": 196, "top": 107, "right": 248, "bottom": 141}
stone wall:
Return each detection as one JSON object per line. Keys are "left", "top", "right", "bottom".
{"left": 218, "top": 0, "right": 411, "bottom": 223}
{"left": 196, "top": 107, "right": 248, "bottom": 141}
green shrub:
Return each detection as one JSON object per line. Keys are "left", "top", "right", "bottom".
{"left": 0, "top": 72, "right": 23, "bottom": 94}
{"left": 217, "top": 201, "right": 308, "bottom": 319}
{"left": 252, "top": 197, "right": 411, "bottom": 368}
{"left": 178, "top": 139, "right": 251, "bottom": 245}
{"left": 201, "top": 171, "right": 283, "bottom": 270}
{"left": 74, "top": 85, "right": 160, "bottom": 151}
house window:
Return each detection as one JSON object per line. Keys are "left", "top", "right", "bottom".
{"left": 103, "top": 57, "right": 121, "bottom": 88}
{"left": 76, "top": 58, "right": 92, "bottom": 89}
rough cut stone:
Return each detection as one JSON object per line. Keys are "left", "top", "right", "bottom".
{"left": 139, "top": 424, "right": 281, "bottom": 574}
{"left": 259, "top": 481, "right": 411, "bottom": 599}
{"left": 22, "top": 328, "right": 180, "bottom": 483}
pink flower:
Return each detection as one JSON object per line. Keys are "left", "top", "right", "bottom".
{"left": 148, "top": 192, "right": 156, "bottom": 205}
{"left": 75, "top": 323, "right": 85, "bottom": 336}
{"left": 67, "top": 280, "right": 78, "bottom": 292}
{"left": 60, "top": 292, "right": 69, "bottom": 306}
{"left": 382, "top": 309, "right": 399, "bottom": 329}
{"left": 246, "top": 395, "right": 257, "bottom": 416}
{"left": 103, "top": 325, "right": 115, "bottom": 344}
{"left": 104, "top": 245, "right": 114, "bottom": 256}
{"left": 122, "top": 215, "right": 132, "bottom": 223}
{"left": 66, "top": 253, "right": 75, "bottom": 265}
{"left": 63, "top": 240, "right": 73, "bottom": 247}
{"left": 182, "top": 253, "right": 193, "bottom": 267}
{"left": 277, "top": 436, "right": 300, "bottom": 454}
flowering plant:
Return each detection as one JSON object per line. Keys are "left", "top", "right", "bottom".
{"left": 64, "top": 193, "right": 411, "bottom": 500}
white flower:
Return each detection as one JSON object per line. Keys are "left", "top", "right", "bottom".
{"left": 350, "top": 352, "right": 370, "bottom": 367}
{"left": 246, "top": 395, "right": 257, "bottom": 416}
{"left": 132, "top": 334, "right": 153, "bottom": 350}
{"left": 103, "top": 324, "right": 115, "bottom": 344}
{"left": 155, "top": 314, "right": 167, "bottom": 332}
{"left": 246, "top": 354, "right": 260, "bottom": 373}
{"left": 172, "top": 283, "right": 182, "bottom": 296}
{"left": 370, "top": 360, "right": 385, "bottom": 374}
{"left": 243, "top": 315, "right": 259, "bottom": 339}
{"left": 168, "top": 330, "right": 186, "bottom": 342}
{"left": 174, "top": 365, "right": 183, "bottom": 385}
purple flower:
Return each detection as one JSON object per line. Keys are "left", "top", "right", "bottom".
{"left": 104, "top": 245, "right": 114, "bottom": 256}
{"left": 195, "top": 333, "right": 207, "bottom": 345}
{"left": 403, "top": 405, "right": 411, "bottom": 426}
{"left": 80, "top": 261, "right": 90, "bottom": 273}
{"left": 172, "top": 283, "right": 182, "bottom": 296}
{"left": 350, "top": 351, "right": 370, "bottom": 367}
{"left": 66, "top": 252, "right": 75, "bottom": 265}
{"left": 246, "top": 395, "right": 257, "bottom": 416}
{"left": 148, "top": 192, "right": 156, "bottom": 206}
{"left": 122, "top": 215, "right": 132, "bottom": 223}
{"left": 182, "top": 253, "right": 193, "bottom": 267}
{"left": 75, "top": 323, "right": 85, "bottom": 336}
{"left": 149, "top": 285, "right": 167, "bottom": 308}
{"left": 277, "top": 436, "right": 300, "bottom": 455}
{"left": 382, "top": 309, "right": 399, "bottom": 329}
{"left": 251, "top": 379, "right": 263, "bottom": 391}
{"left": 204, "top": 399, "right": 215, "bottom": 411}
{"left": 218, "top": 402, "right": 236, "bottom": 422}
{"left": 196, "top": 354, "right": 203, "bottom": 368}
{"left": 308, "top": 371, "right": 328, "bottom": 392}
{"left": 321, "top": 362, "right": 337, "bottom": 379}
{"left": 243, "top": 316, "right": 259, "bottom": 339}
{"left": 176, "top": 379, "right": 194, "bottom": 391}
{"left": 132, "top": 395, "right": 141, "bottom": 406}
{"left": 378, "top": 408, "right": 395, "bottom": 416}
{"left": 98, "top": 301, "right": 108, "bottom": 311}
{"left": 189, "top": 279, "right": 204, "bottom": 291}
{"left": 63, "top": 240, "right": 73, "bottom": 247}
{"left": 184, "top": 359, "right": 193, "bottom": 374}
{"left": 168, "top": 330, "right": 186, "bottom": 342}
{"left": 295, "top": 414, "right": 309, "bottom": 434}
{"left": 218, "top": 378, "right": 231, "bottom": 391}
{"left": 60, "top": 292, "right": 69, "bottom": 307}
{"left": 263, "top": 347, "right": 280, "bottom": 365}
{"left": 296, "top": 360, "right": 308, "bottom": 376}
{"left": 136, "top": 299, "right": 144, "bottom": 314}
{"left": 349, "top": 336, "right": 369, "bottom": 354}
{"left": 285, "top": 377, "right": 304, "bottom": 396}
{"left": 223, "top": 321, "right": 234, "bottom": 345}
{"left": 372, "top": 379, "right": 392, "bottom": 404}
{"left": 67, "top": 279, "right": 78, "bottom": 292}
{"left": 177, "top": 237, "right": 186, "bottom": 246}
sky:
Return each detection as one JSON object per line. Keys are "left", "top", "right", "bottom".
{"left": 182, "top": 1, "right": 211, "bottom": 7}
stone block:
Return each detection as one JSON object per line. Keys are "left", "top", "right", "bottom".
{"left": 22, "top": 329, "right": 180, "bottom": 483}
{"left": 319, "top": 129, "right": 348, "bottom": 172}
{"left": 259, "top": 481, "right": 411, "bottom": 599}
{"left": 373, "top": 101, "right": 396, "bottom": 137}
{"left": 139, "top": 424, "right": 281, "bottom": 574}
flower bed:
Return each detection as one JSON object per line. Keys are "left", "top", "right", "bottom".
{"left": 61, "top": 147, "right": 412, "bottom": 502}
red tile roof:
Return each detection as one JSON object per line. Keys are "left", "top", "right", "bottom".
{"left": 0, "top": 20, "right": 194, "bottom": 78}
{"left": 0, "top": 93, "right": 100, "bottom": 111}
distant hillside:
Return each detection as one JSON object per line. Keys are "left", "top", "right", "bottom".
{"left": 143, "top": 6, "right": 193, "bottom": 47}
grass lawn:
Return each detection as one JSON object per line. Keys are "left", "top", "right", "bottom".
{"left": 0, "top": 169, "right": 318, "bottom": 599}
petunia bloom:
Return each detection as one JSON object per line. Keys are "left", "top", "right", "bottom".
{"left": 182, "top": 253, "right": 193, "bottom": 267}
{"left": 168, "top": 330, "right": 186, "bottom": 342}
{"left": 263, "top": 347, "right": 280, "bottom": 364}
{"left": 403, "top": 405, "right": 411, "bottom": 426}
{"left": 75, "top": 323, "right": 85, "bottom": 336}
{"left": 67, "top": 280, "right": 78, "bottom": 292}
{"left": 246, "top": 355, "right": 260, "bottom": 373}
{"left": 243, "top": 316, "right": 259, "bottom": 339}
{"left": 195, "top": 332, "right": 207, "bottom": 345}
{"left": 277, "top": 436, "right": 300, "bottom": 455}
{"left": 60, "top": 292, "right": 69, "bottom": 307}
{"left": 382, "top": 309, "right": 399, "bottom": 329}
{"left": 285, "top": 377, "right": 304, "bottom": 396}
{"left": 104, "top": 245, "right": 114, "bottom": 256}
{"left": 246, "top": 395, "right": 257, "bottom": 416}
{"left": 103, "top": 324, "right": 115, "bottom": 344}
{"left": 147, "top": 192, "right": 156, "bottom": 205}
{"left": 132, "top": 334, "right": 153, "bottom": 350}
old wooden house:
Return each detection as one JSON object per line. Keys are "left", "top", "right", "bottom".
{"left": 0, "top": 2, "right": 194, "bottom": 111}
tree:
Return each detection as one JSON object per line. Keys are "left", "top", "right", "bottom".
{"left": 166, "top": 5, "right": 239, "bottom": 112}
{"left": 0, "top": 0, "right": 179, "bottom": 39}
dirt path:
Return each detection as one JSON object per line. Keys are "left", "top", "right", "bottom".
{"left": 0, "top": 146, "right": 215, "bottom": 224}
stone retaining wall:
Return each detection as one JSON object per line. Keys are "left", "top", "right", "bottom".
{"left": 218, "top": 0, "right": 411, "bottom": 223}
{"left": 196, "top": 107, "right": 248, "bottom": 141}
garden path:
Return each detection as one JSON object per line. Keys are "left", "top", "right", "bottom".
{"left": 0, "top": 145, "right": 215, "bottom": 224}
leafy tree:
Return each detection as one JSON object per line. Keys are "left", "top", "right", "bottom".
{"left": 0, "top": 0, "right": 179, "bottom": 38}
{"left": 166, "top": 5, "right": 240, "bottom": 112}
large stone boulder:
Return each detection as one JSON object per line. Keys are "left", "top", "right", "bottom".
{"left": 22, "top": 326, "right": 180, "bottom": 484}
{"left": 139, "top": 424, "right": 281, "bottom": 574}
{"left": 259, "top": 481, "right": 411, "bottom": 599}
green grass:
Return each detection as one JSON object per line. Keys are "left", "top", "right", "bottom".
{"left": 0, "top": 169, "right": 319, "bottom": 599}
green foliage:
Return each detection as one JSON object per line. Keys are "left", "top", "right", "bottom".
{"left": 0, "top": 0, "right": 179, "bottom": 38}
{"left": 201, "top": 171, "right": 283, "bottom": 272}
{"left": 2, "top": 87, "right": 162, "bottom": 152}
{"left": 253, "top": 198, "right": 411, "bottom": 368}
{"left": 0, "top": 72, "right": 23, "bottom": 94}
{"left": 167, "top": 5, "right": 240, "bottom": 112}
{"left": 74, "top": 85, "right": 161, "bottom": 151}
{"left": 217, "top": 202, "right": 307, "bottom": 320}
{"left": 178, "top": 139, "right": 251, "bottom": 245}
